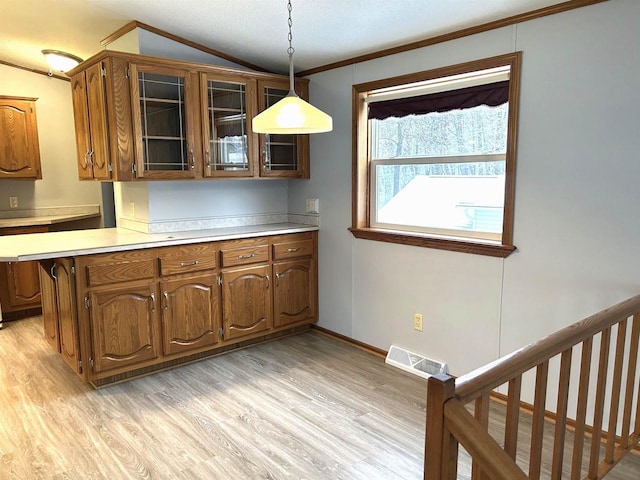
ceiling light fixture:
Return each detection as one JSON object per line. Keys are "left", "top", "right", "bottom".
{"left": 41, "top": 50, "right": 83, "bottom": 73}
{"left": 252, "top": 0, "right": 332, "bottom": 134}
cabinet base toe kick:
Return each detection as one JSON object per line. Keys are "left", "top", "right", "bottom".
{"left": 38, "top": 231, "right": 318, "bottom": 386}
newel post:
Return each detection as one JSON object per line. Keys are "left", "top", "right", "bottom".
{"left": 425, "top": 373, "right": 456, "bottom": 480}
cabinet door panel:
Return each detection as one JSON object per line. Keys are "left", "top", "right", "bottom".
{"left": 222, "top": 265, "right": 272, "bottom": 340}
{"left": 89, "top": 283, "right": 160, "bottom": 373}
{"left": 55, "top": 259, "right": 82, "bottom": 374}
{"left": 161, "top": 274, "right": 220, "bottom": 355}
{"left": 39, "top": 261, "right": 60, "bottom": 353}
{"left": 85, "top": 62, "right": 111, "bottom": 180}
{"left": 71, "top": 72, "right": 94, "bottom": 180}
{"left": 0, "top": 97, "right": 41, "bottom": 179}
{"left": 130, "top": 64, "right": 197, "bottom": 179}
{"left": 273, "top": 259, "right": 316, "bottom": 328}
{"left": 5, "top": 261, "right": 41, "bottom": 308}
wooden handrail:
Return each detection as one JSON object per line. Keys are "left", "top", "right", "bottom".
{"left": 455, "top": 293, "right": 640, "bottom": 403}
{"left": 443, "top": 399, "right": 529, "bottom": 480}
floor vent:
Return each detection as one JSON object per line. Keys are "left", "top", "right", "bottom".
{"left": 385, "top": 345, "right": 448, "bottom": 380}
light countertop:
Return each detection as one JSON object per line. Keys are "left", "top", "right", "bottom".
{"left": 0, "top": 212, "right": 102, "bottom": 229}
{"left": 0, "top": 223, "right": 318, "bottom": 262}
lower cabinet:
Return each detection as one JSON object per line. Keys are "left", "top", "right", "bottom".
{"left": 55, "top": 258, "right": 82, "bottom": 375}
{"left": 273, "top": 258, "right": 316, "bottom": 328}
{"left": 161, "top": 274, "right": 221, "bottom": 355}
{"left": 221, "top": 264, "right": 272, "bottom": 341}
{"left": 88, "top": 283, "right": 160, "bottom": 373}
{"left": 39, "top": 230, "right": 317, "bottom": 384}
{"left": 0, "top": 226, "right": 47, "bottom": 315}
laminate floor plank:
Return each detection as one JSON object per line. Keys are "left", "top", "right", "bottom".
{"left": 1, "top": 317, "right": 639, "bottom": 479}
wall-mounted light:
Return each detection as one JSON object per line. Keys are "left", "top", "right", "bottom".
{"left": 252, "top": 0, "right": 332, "bottom": 134}
{"left": 41, "top": 49, "right": 83, "bottom": 73}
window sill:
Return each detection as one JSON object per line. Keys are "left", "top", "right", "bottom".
{"left": 349, "top": 227, "right": 516, "bottom": 258}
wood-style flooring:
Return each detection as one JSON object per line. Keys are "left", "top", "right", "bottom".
{"left": 1, "top": 316, "right": 639, "bottom": 479}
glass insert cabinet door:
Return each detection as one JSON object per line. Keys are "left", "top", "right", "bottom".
{"left": 201, "top": 73, "right": 256, "bottom": 177}
{"left": 130, "top": 64, "right": 197, "bottom": 179}
{"left": 257, "top": 79, "right": 309, "bottom": 178}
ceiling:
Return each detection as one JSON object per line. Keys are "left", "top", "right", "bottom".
{"left": 1, "top": 0, "right": 571, "bottom": 76}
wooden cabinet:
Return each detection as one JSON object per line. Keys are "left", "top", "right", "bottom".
{"left": 221, "top": 264, "right": 272, "bottom": 341}
{"left": 200, "top": 72, "right": 257, "bottom": 178}
{"left": 68, "top": 51, "right": 310, "bottom": 182}
{"left": 272, "top": 234, "right": 317, "bottom": 328}
{"left": 54, "top": 259, "right": 82, "bottom": 375}
{"left": 158, "top": 242, "right": 221, "bottom": 355}
{"left": 0, "top": 226, "right": 46, "bottom": 315}
{"left": 130, "top": 63, "right": 199, "bottom": 179}
{"left": 161, "top": 274, "right": 220, "bottom": 355}
{"left": 70, "top": 57, "right": 135, "bottom": 181}
{"left": 39, "top": 260, "right": 60, "bottom": 352}
{"left": 0, "top": 96, "right": 41, "bottom": 179}
{"left": 88, "top": 283, "right": 160, "bottom": 373}
{"left": 38, "top": 230, "right": 317, "bottom": 385}
{"left": 257, "top": 78, "right": 310, "bottom": 179}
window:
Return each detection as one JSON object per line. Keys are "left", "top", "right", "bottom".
{"left": 351, "top": 53, "right": 521, "bottom": 257}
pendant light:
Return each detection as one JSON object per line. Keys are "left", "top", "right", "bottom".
{"left": 252, "top": 0, "right": 332, "bottom": 134}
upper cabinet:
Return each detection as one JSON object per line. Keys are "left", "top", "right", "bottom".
{"left": 67, "top": 52, "right": 311, "bottom": 182}
{"left": 200, "top": 72, "right": 257, "bottom": 178}
{"left": 0, "top": 96, "right": 42, "bottom": 179}
{"left": 257, "top": 78, "right": 310, "bottom": 179}
{"left": 130, "top": 63, "right": 198, "bottom": 179}
{"left": 70, "top": 57, "right": 135, "bottom": 181}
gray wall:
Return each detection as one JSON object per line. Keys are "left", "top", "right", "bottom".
{"left": 289, "top": 0, "right": 640, "bottom": 390}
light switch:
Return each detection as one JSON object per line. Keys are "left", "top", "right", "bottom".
{"left": 305, "top": 198, "right": 319, "bottom": 214}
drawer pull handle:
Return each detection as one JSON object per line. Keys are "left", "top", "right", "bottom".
{"left": 287, "top": 248, "right": 300, "bottom": 253}
{"left": 150, "top": 293, "right": 156, "bottom": 313}
{"left": 238, "top": 253, "right": 255, "bottom": 260}
{"left": 180, "top": 260, "right": 199, "bottom": 267}
{"left": 163, "top": 291, "right": 169, "bottom": 310}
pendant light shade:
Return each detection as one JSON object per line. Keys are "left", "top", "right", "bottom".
{"left": 252, "top": 0, "right": 332, "bottom": 135}
{"left": 41, "top": 50, "right": 83, "bottom": 73}
{"left": 253, "top": 92, "right": 332, "bottom": 134}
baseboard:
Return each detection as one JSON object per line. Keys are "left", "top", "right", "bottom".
{"left": 310, "top": 325, "right": 388, "bottom": 358}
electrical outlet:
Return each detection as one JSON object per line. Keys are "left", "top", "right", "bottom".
{"left": 414, "top": 313, "right": 423, "bottom": 332}
{"left": 305, "top": 198, "right": 319, "bottom": 214}
{"left": 9, "top": 196, "right": 18, "bottom": 209}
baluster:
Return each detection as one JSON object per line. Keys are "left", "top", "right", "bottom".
{"left": 621, "top": 314, "right": 640, "bottom": 447}
{"left": 571, "top": 337, "right": 593, "bottom": 480}
{"left": 588, "top": 327, "right": 611, "bottom": 479}
{"left": 472, "top": 392, "right": 490, "bottom": 480}
{"left": 605, "top": 319, "right": 628, "bottom": 463}
{"left": 529, "top": 360, "right": 549, "bottom": 480}
{"left": 504, "top": 375, "right": 522, "bottom": 459}
{"left": 551, "top": 349, "right": 573, "bottom": 480}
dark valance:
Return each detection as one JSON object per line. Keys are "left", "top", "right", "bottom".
{"left": 368, "top": 80, "right": 509, "bottom": 120}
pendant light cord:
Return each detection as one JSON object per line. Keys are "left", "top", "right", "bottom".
{"left": 287, "top": 0, "right": 295, "bottom": 94}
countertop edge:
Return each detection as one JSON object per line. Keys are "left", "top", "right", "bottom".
{"left": 2, "top": 224, "right": 319, "bottom": 262}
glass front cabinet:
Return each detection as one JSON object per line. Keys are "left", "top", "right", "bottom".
{"left": 130, "top": 63, "right": 198, "bottom": 179}
{"left": 69, "top": 52, "right": 311, "bottom": 182}
{"left": 200, "top": 73, "right": 257, "bottom": 178}
{"left": 257, "top": 78, "right": 310, "bottom": 179}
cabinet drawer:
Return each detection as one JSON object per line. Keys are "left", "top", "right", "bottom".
{"left": 272, "top": 239, "right": 314, "bottom": 260}
{"left": 221, "top": 244, "right": 269, "bottom": 267}
{"left": 86, "top": 260, "right": 155, "bottom": 287}
{"left": 159, "top": 243, "right": 217, "bottom": 276}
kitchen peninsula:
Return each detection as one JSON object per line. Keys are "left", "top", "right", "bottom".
{"left": 0, "top": 223, "right": 318, "bottom": 387}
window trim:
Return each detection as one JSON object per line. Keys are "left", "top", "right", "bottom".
{"left": 350, "top": 52, "right": 521, "bottom": 258}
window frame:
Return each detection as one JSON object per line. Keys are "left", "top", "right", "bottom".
{"left": 350, "top": 52, "right": 521, "bottom": 257}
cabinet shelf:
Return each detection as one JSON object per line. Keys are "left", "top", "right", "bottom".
{"left": 141, "top": 97, "right": 184, "bottom": 105}
{"left": 143, "top": 135, "right": 186, "bottom": 141}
